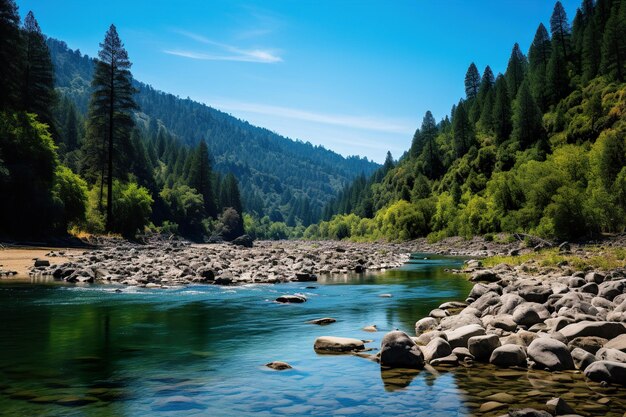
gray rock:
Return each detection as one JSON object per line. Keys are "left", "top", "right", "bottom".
{"left": 231, "top": 235, "right": 253, "bottom": 247}
{"left": 468, "top": 334, "right": 501, "bottom": 362}
{"left": 446, "top": 324, "right": 486, "bottom": 349}
{"left": 414, "top": 330, "right": 447, "bottom": 346}
{"left": 512, "top": 302, "right": 550, "bottom": 327}
{"left": 527, "top": 338, "right": 574, "bottom": 371}
{"left": 379, "top": 331, "right": 425, "bottom": 369}
{"left": 34, "top": 259, "right": 50, "bottom": 267}
{"left": 585, "top": 272, "right": 605, "bottom": 284}
{"left": 508, "top": 408, "right": 552, "bottom": 417}
{"left": 306, "top": 317, "right": 336, "bottom": 325}
{"left": 276, "top": 294, "right": 307, "bottom": 303}
{"left": 430, "top": 354, "right": 459, "bottom": 366}
{"left": 314, "top": 336, "right": 365, "bottom": 353}
{"left": 545, "top": 397, "right": 576, "bottom": 416}
{"left": 452, "top": 347, "right": 474, "bottom": 362}
{"left": 519, "top": 285, "right": 552, "bottom": 304}
{"left": 584, "top": 360, "right": 626, "bottom": 386}
{"left": 490, "top": 344, "right": 527, "bottom": 367}
{"left": 470, "top": 291, "right": 501, "bottom": 313}
{"left": 421, "top": 337, "right": 452, "bottom": 363}
{"left": 439, "top": 313, "right": 482, "bottom": 331}
{"left": 560, "top": 321, "right": 626, "bottom": 341}
{"left": 415, "top": 317, "right": 438, "bottom": 335}
{"left": 604, "top": 333, "right": 626, "bottom": 353}
{"left": 265, "top": 361, "right": 292, "bottom": 370}
{"left": 499, "top": 293, "right": 526, "bottom": 315}
{"left": 570, "top": 347, "right": 596, "bottom": 370}
{"left": 596, "top": 347, "right": 626, "bottom": 362}
{"left": 470, "top": 270, "right": 500, "bottom": 282}
{"left": 579, "top": 282, "right": 599, "bottom": 295}
{"left": 598, "top": 280, "right": 625, "bottom": 301}
{"left": 567, "top": 336, "right": 607, "bottom": 354}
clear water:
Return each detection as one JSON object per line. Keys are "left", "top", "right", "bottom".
{"left": 1, "top": 254, "right": 625, "bottom": 417}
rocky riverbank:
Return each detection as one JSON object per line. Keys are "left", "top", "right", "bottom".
{"left": 27, "top": 238, "right": 410, "bottom": 286}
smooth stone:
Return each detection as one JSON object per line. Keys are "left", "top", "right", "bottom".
{"left": 508, "top": 409, "right": 552, "bottom": 417}
{"left": 430, "top": 353, "right": 459, "bottom": 366}
{"left": 446, "top": 324, "right": 486, "bottom": 349}
{"left": 379, "top": 331, "right": 425, "bottom": 369}
{"left": 605, "top": 334, "right": 626, "bottom": 353}
{"left": 307, "top": 317, "right": 336, "bottom": 325}
{"left": 478, "top": 401, "right": 507, "bottom": 413}
{"left": 422, "top": 337, "right": 452, "bottom": 363}
{"left": 276, "top": 294, "right": 307, "bottom": 303}
{"left": 596, "top": 347, "right": 626, "bottom": 362}
{"left": 452, "top": 347, "right": 474, "bottom": 362}
{"left": 415, "top": 317, "right": 438, "bottom": 334}
{"left": 490, "top": 344, "right": 527, "bottom": 368}
{"left": 471, "top": 270, "right": 500, "bottom": 283}
{"left": 584, "top": 360, "right": 626, "bottom": 386}
{"left": 468, "top": 334, "right": 501, "bottom": 362}
{"left": 567, "top": 336, "right": 607, "bottom": 354}
{"left": 527, "top": 338, "right": 574, "bottom": 371}
{"left": 545, "top": 397, "right": 576, "bottom": 416}
{"left": 560, "top": 321, "right": 626, "bottom": 341}
{"left": 512, "top": 302, "right": 550, "bottom": 326}
{"left": 314, "top": 336, "right": 365, "bottom": 353}
{"left": 570, "top": 347, "right": 597, "bottom": 371}
{"left": 265, "top": 361, "right": 292, "bottom": 370}
{"left": 363, "top": 325, "right": 378, "bottom": 332}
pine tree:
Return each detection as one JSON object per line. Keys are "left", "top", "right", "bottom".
{"left": 188, "top": 139, "right": 217, "bottom": 218}
{"left": 505, "top": 43, "right": 528, "bottom": 99}
{"left": 528, "top": 24, "right": 552, "bottom": 111}
{"left": 550, "top": 1, "right": 572, "bottom": 60}
{"left": 452, "top": 101, "right": 474, "bottom": 158}
{"left": 220, "top": 173, "right": 243, "bottom": 215}
{"left": 600, "top": 1, "right": 626, "bottom": 82}
{"left": 478, "top": 66, "right": 495, "bottom": 98}
{"left": 21, "top": 11, "right": 56, "bottom": 135}
{"left": 464, "top": 62, "right": 481, "bottom": 99}
{"left": 63, "top": 100, "right": 79, "bottom": 152}
{"left": 582, "top": 12, "right": 602, "bottom": 82}
{"left": 83, "top": 24, "right": 137, "bottom": 230}
{"left": 478, "top": 88, "right": 495, "bottom": 133}
{"left": 0, "top": 0, "right": 21, "bottom": 109}
{"left": 511, "top": 80, "right": 546, "bottom": 149}
{"left": 492, "top": 75, "right": 513, "bottom": 144}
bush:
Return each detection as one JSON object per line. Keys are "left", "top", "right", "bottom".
{"left": 52, "top": 165, "right": 88, "bottom": 231}
{"left": 110, "top": 181, "right": 153, "bottom": 238}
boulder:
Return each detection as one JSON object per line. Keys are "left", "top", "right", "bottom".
{"left": 439, "top": 313, "right": 482, "bottom": 331}
{"left": 567, "top": 336, "right": 607, "bottom": 354}
{"left": 446, "top": 324, "right": 486, "bottom": 349}
{"left": 596, "top": 347, "right": 626, "bottom": 362}
{"left": 519, "top": 285, "right": 552, "bottom": 304}
{"left": 584, "top": 360, "right": 626, "bottom": 386}
{"left": 585, "top": 272, "right": 605, "bottom": 284}
{"left": 414, "top": 331, "right": 447, "bottom": 346}
{"left": 231, "top": 235, "right": 253, "bottom": 248}
{"left": 306, "top": 318, "right": 336, "bottom": 325}
{"left": 485, "top": 314, "right": 517, "bottom": 332}
{"left": 468, "top": 334, "right": 501, "bottom": 362}
{"left": 489, "top": 344, "right": 527, "bottom": 367}
{"left": 276, "top": 294, "right": 307, "bottom": 303}
{"left": 314, "top": 336, "right": 365, "bottom": 353}
{"left": 499, "top": 293, "right": 526, "bottom": 315}
{"left": 452, "top": 347, "right": 474, "bottom": 362}
{"left": 570, "top": 347, "right": 596, "bottom": 371}
{"left": 295, "top": 273, "right": 317, "bottom": 282}
{"left": 265, "top": 361, "right": 292, "bottom": 370}
{"left": 512, "top": 302, "right": 550, "bottom": 327}
{"left": 560, "top": 321, "right": 626, "bottom": 341}
{"left": 470, "top": 270, "right": 499, "bottom": 282}
{"left": 545, "top": 397, "right": 576, "bottom": 416}
{"left": 429, "top": 354, "right": 459, "bottom": 366}
{"left": 470, "top": 291, "right": 501, "bottom": 313}
{"left": 421, "top": 337, "right": 452, "bottom": 363}
{"left": 527, "top": 338, "right": 574, "bottom": 371}
{"left": 428, "top": 308, "right": 448, "bottom": 319}
{"left": 598, "top": 280, "right": 625, "bottom": 301}
{"left": 508, "top": 408, "right": 552, "bottom": 417}
{"left": 604, "top": 334, "right": 626, "bottom": 353}
{"left": 415, "top": 317, "right": 438, "bottom": 335}
{"left": 34, "top": 259, "right": 50, "bottom": 267}
{"left": 379, "top": 331, "right": 425, "bottom": 369}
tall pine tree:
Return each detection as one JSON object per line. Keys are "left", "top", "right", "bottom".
{"left": 511, "top": 80, "right": 546, "bottom": 149}
{"left": 528, "top": 23, "right": 552, "bottom": 111}
{"left": 188, "top": 139, "right": 217, "bottom": 218}
{"left": 492, "top": 75, "right": 513, "bottom": 144}
{"left": 83, "top": 24, "right": 137, "bottom": 231}
{"left": 505, "top": 43, "right": 528, "bottom": 99}
{"left": 464, "top": 62, "right": 481, "bottom": 99}
{"left": 452, "top": 101, "right": 474, "bottom": 158}
{"left": 550, "top": 1, "right": 572, "bottom": 60}
{"left": 600, "top": 1, "right": 626, "bottom": 82}
{"left": 0, "top": 0, "right": 21, "bottom": 109}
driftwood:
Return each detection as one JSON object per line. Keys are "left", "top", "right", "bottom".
{"left": 513, "top": 233, "right": 554, "bottom": 248}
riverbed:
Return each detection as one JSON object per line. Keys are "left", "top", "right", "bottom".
{"left": 0, "top": 254, "right": 625, "bottom": 416}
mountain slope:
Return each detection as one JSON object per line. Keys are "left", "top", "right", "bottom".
{"left": 47, "top": 38, "right": 378, "bottom": 222}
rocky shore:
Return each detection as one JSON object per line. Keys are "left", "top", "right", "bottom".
{"left": 27, "top": 238, "right": 410, "bottom": 286}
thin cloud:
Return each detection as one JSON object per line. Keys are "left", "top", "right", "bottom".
{"left": 167, "top": 29, "right": 282, "bottom": 63}
{"left": 213, "top": 100, "right": 414, "bottom": 135}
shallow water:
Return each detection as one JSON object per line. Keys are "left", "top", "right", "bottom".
{"left": 0, "top": 254, "right": 625, "bottom": 416}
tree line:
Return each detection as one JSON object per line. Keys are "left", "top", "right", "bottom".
{"left": 312, "top": 0, "right": 626, "bottom": 242}
{"left": 0, "top": 1, "right": 245, "bottom": 240}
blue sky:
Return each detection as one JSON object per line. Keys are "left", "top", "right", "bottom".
{"left": 17, "top": 0, "right": 581, "bottom": 163}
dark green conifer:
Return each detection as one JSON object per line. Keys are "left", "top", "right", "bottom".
{"left": 492, "top": 75, "right": 513, "bottom": 144}
{"left": 505, "top": 43, "right": 528, "bottom": 99}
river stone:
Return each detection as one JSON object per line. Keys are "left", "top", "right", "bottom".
{"left": 604, "top": 334, "right": 626, "bottom": 353}
{"left": 429, "top": 353, "right": 459, "bottom": 366}
{"left": 571, "top": 347, "right": 596, "bottom": 371}
{"left": 567, "top": 336, "right": 607, "bottom": 354}
{"left": 314, "top": 336, "right": 365, "bottom": 353}
{"left": 468, "top": 334, "right": 501, "bottom": 362}
{"left": 471, "top": 270, "right": 500, "bottom": 283}
{"left": 439, "top": 313, "right": 482, "bottom": 331}
{"left": 421, "top": 337, "right": 452, "bottom": 363}
{"left": 363, "top": 325, "right": 377, "bottom": 332}
{"left": 306, "top": 318, "right": 336, "bottom": 325}
{"left": 596, "top": 347, "right": 626, "bottom": 362}
{"left": 478, "top": 401, "right": 507, "bottom": 413}
{"left": 470, "top": 291, "right": 501, "bottom": 313}
{"left": 265, "top": 361, "right": 292, "bottom": 370}
{"left": 485, "top": 314, "right": 517, "bottom": 332}
{"left": 34, "top": 259, "right": 50, "bottom": 267}
{"left": 527, "top": 338, "right": 574, "bottom": 371}
{"left": 446, "top": 324, "right": 486, "bottom": 349}
{"left": 560, "top": 321, "right": 626, "bottom": 341}
{"left": 499, "top": 293, "right": 526, "bottom": 315}
{"left": 415, "top": 317, "right": 438, "bottom": 335}
{"left": 452, "top": 347, "right": 474, "bottom": 362}
{"left": 414, "top": 331, "right": 447, "bottom": 346}
{"left": 379, "top": 331, "right": 425, "bottom": 369}
{"left": 490, "top": 344, "right": 527, "bottom": 367}
{"left": 508, "top": 409, "right": 552, "bottom": 417}
{"left": 580, "top": 282, "right": 599, "bottom": 295}
{"left": 584, "top": 360, "right": 626, "bottom": 386}
{"left": 519, "top": 285, "right": 553, "bottom": 304}
{"left": 276, "top": 294, "right": 307, "bottom": 303}
{"left": 512, "top": 302, "right": 550, "bottom": 327}
{"left": 545, "top": 397, "right": 576, "bottom": 416}
{"left": 599, "top": 280, "right": 626, "bottom": 301}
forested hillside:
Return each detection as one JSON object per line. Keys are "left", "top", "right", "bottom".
{"left": 312, "top": 0, "right": 626, "bottom": 242}
{"left": 47, "top": 38, "right": 377, "bottom": 224}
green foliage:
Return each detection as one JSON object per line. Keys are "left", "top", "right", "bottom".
{"left": 52, "top": 165, "right": 88, "bottom": 230}
{"left": 160, "top": 185, "right": 205, "bottom": 239}
{"left": 109, "top": 181, "right": 153, "bottom": 238}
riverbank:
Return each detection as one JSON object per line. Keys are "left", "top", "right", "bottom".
{"left": 22, "top": 238, "right": 412, "bottom": 286}
{"left": 0, "top": 246, "right": 82, "bottom": 278}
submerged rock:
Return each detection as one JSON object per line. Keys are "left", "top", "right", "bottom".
{"left": 265, "top": 361, "right": 292, "bottom": 370}
{"left": 584, "top": 360, "right": 626, "bottom": 386}
{"left": 379, "top": 331, "right": 425, "bottom": 369}
{"left": 306, "top": 318, "right": 336, "bottom": 325}
{"left": 490, "top": 344, "right": 527, "bottom": 368}
{"left": 276, "top": 294, "right": 307, "bottom": 303}
{"left": 314, "top": 336, "right": 365, "bottom": 353}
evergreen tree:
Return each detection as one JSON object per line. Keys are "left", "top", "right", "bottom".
{"left": 478, "top": 66, "right": 495, "bottom": 98}
{"left": 511, "top": 80, "right": 546, "bottom": 149}
{"left": 63, "top": 99, "right": 79, "bottom": 152}
{"left": 505, "top": 43, "right": 528, "bottom": 99}
{"left": 550, "top": 1, "right": 572, "bottom": 60}
{"left": 478, "top": 88, "right": 495, "bottom": 132}
{"left": 21, "top": 11, "right": 56, "bottom": 135}
{"left": 83, "top": 24, "right": 137, "bottom": 231}
{"left": 546, "top": 42, "right": 571, "bottom": 106}
{"left": 0, "top": 0, "right": 21, "bottom": 109}
{"left": 188, "top": 139, "right": 217, "bottom": 218}
{"left": 600, "top": 1, "right": 626, "bottom": 82}
{"left": 452, "top": 101, "right": 474, "bottom": 158}
{"left": 528, "top": 23, "right": 552, "bottom": 111}
{"left": 492, "top": 75, "right": 513, "bottom": 144}
{"left": 464, "top": 62, "right": 481, "bottom": 99}
{"left": 220, "top": 172, "right": 243, "bottom": 215}
{"left": 582, "top": 12, "right": 602, "bottom": 82}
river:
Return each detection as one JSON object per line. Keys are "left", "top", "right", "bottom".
{"left": 0, "top": 254, "right": 625, "bottom": 416}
